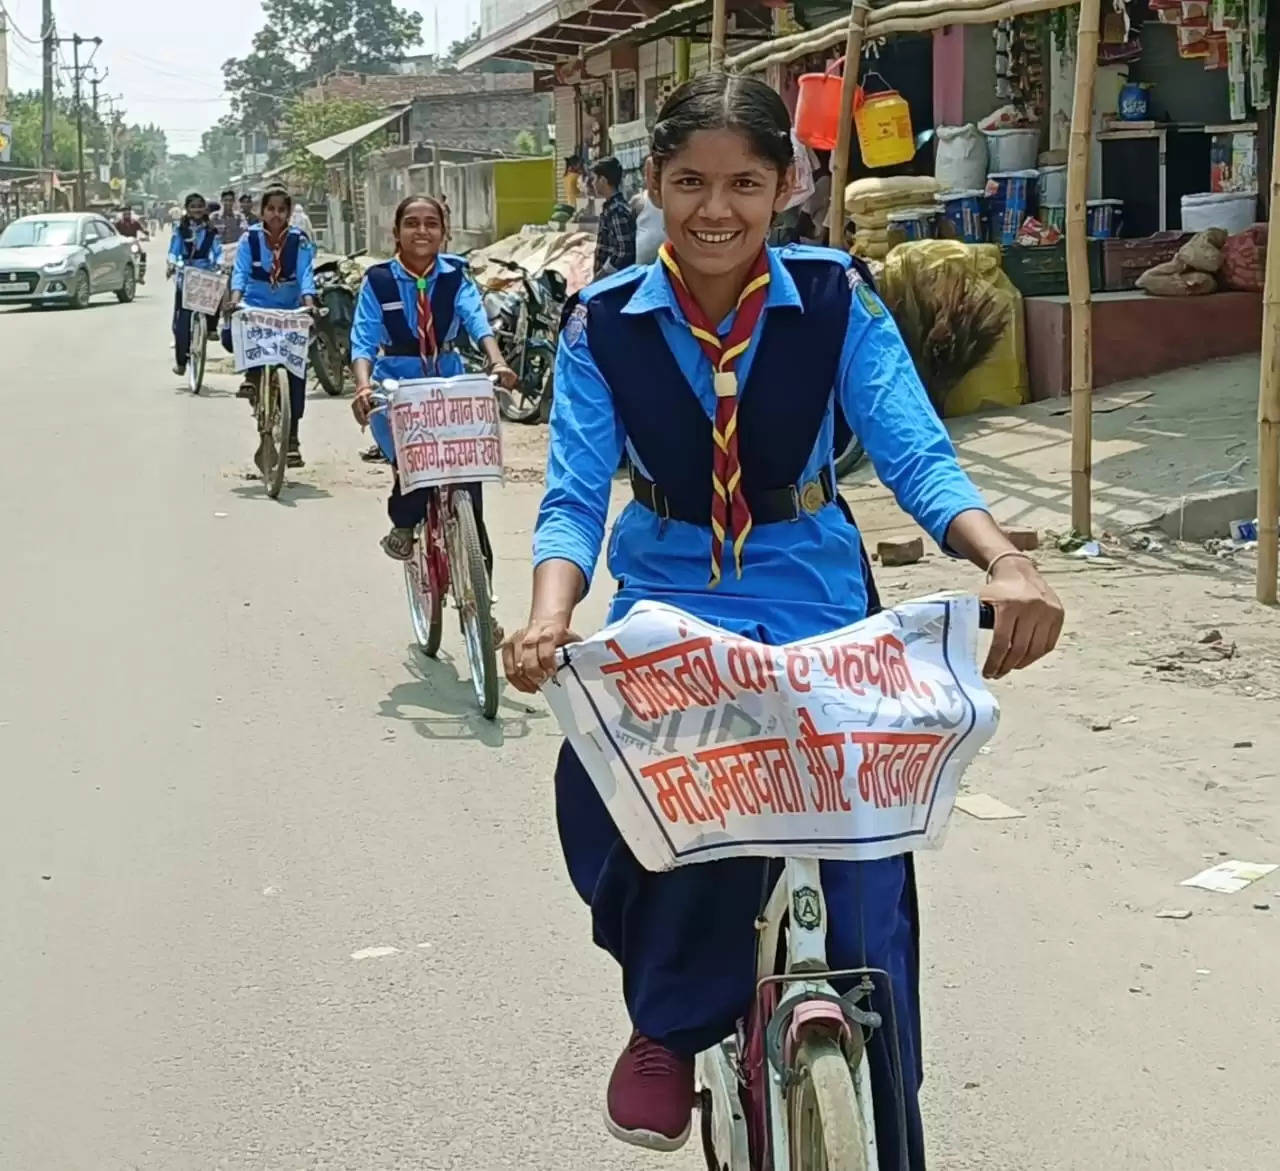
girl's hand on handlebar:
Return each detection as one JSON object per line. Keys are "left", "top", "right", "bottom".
{"left": 978, "top": 556, "right": 1064, "bottom": 680}
{"left": 502, "top": 617, "right": 581, "bottom": 693}
{"left": 352, "top": 386, "right": 377, "bottom": 426}
{"left": 490, "top": 362, "right": 518, "bottom": 391}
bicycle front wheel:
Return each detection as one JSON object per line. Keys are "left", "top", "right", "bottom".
{"left": 449, "top": 490, "right": 499, "bottom": 719}
{"left": 258, "top": 366, "right": 291, "bottom": 499}
{"left": 405, "top": 524, "right": 443, "bottom": 657}
{"left": 189, "top": 314, "right": 207, "bottom": 394}
{"left": 787, "top": 1033, "right": 868, "bottom": 1171}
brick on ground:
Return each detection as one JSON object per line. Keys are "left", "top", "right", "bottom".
{"left": 877, "top": 535, "right": 924, "bottom": 567}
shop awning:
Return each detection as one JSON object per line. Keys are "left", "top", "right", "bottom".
{"left": 455, "top": 0, "right": 649, "bottom": 69}
{"left": 589, "top": 0, "right": 772, "bottom": 54}
{"left": 306, "top": 107, "right": 409, "bottom": 164}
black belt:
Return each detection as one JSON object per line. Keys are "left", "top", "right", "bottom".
{"left": 629, "top": 465, "right": 836, "bottom": 526}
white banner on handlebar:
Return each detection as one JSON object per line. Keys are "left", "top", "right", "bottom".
{"left": 385, "top": 376, "right": 504, "bottom": 490}
{"left": 181, "top": 267, "right": 226, "bottom": 316}
{"left": 230, "top": 307, "right": 313, "bottom": 379}
{"left": 542, "top": 594, "right": 999, "bottom": 871}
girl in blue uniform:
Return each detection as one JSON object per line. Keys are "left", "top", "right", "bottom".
{"left": 227, "top": 186, "right": 316, "bottom": 467}
{"left": 166, "top": 193, "right": 223, "bottom": 378}
{"left": 504, "top": 74, "right": 1065, "bottom": 1163}
{"left": 349, "top": 195, "right": 516, "bottom": 569}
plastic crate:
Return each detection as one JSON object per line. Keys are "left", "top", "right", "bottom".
{"left": 1100, "top": 232, "right": 1193, "bottom": 292}
{"left": 1001, "top": 241, "right": 1105, "bottom": 297}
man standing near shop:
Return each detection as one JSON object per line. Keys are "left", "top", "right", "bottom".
{"left": 591, "top": 156, "right": 636, "bottom": 278}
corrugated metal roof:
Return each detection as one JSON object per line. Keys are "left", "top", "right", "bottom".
{"left": 306, "top": 108, "right": 408, "bottom": 163}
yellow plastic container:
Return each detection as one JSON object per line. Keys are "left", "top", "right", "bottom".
{"left": 854, "top": 80, "right": 915, "bottom": 169}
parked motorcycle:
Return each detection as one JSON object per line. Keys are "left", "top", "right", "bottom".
{"left": 472, "top": 257, "right": 567, "bottom": 424}
{"left": 309, "top": 251, "right": 363, "bottom": 396}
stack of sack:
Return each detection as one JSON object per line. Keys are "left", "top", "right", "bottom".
{"left": 846, "top": 175, "right": 942, "bottom": 260}
{"left": 1136, "top": 225, "right": 1269, "bottom": 296}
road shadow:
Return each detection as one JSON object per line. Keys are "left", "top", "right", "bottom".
{"left": 229, "top": 478, "right": 334, "bottom": 508}
{"left": 378, "top": 648, "right": 549, "bottom": 747}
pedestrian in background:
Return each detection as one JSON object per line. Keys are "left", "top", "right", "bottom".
{"left": 591, "top": 156, "right": 636, "bottom": 278}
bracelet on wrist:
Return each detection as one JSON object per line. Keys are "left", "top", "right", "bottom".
{"left": 985, "top": 550, "right": 1034, "bottom": 581}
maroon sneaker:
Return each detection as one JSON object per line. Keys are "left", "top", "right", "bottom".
{"left": 604, "top": 1031, "right": 694, "bottom": 1151}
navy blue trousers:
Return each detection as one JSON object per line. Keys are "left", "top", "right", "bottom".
{"left": 220, "top": 325, "right": 306, "bottom": 424}
{"left": 387, "top": 477, "right": 492, "bottom": 578}
{"left": 555, "top": 742, "right": 926, "bottom": 1169}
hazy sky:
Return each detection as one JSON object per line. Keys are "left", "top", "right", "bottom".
{"left": 3, "top": 0, "right": 481, "bottom": 153}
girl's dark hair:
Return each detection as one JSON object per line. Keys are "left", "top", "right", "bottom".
{"left": 183, "top": 192, "right": 206, "bottom": 209}
{"left": 651, "top": 72, "right": 793, "bottom": 174}
{"left": 393, "top": 194, "right": 448, "bottom": 233}
{"left": 260, "top": 185, "right": 292, "bottom": 213}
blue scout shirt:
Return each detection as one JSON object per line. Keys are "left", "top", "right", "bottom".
{"left": 231, "top": 224, "right": 317, "bottom": 310}
{"left": 167, "top": 221, "right": 223, "bottom": 275}
{"left": 535, "top": 244, "right": 989, "bottom": 643}
{"left": 352, "top": 254, "right": 495, "bottom": 460}
{"left": 349, "top": 254, "right": 494, "bottom": 383}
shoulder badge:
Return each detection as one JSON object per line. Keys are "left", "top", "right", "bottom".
{"left": 563, "top": 301, "right": 589, "bottom": 347}
{"left": 846, "top": 265, "right": 864, "bottom": 291}
{"left": 855, "top": 281, "right": 884, "bottom": 319}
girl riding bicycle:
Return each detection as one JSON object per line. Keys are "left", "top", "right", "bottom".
{"left": 504, "top": 73, "right": 1064, "bottom": 1164}
{"left": 227, "top": 186, "right": 316, "bottom": 468}
{"left": 167, "top": 193, "right": 223, "bottom": 378}
{"left": 349, "top": 195, "right": 516, "bottom": 576}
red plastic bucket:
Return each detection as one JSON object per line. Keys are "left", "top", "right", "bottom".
{"left": 795, "top": 58, "right": 848, "bottom": 152}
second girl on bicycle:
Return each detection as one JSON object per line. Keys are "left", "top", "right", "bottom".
{"left": 167, "top": 193, "right": 222, "bottom": 379}
{"left": 349, "top": 195, "right": 516, "bottom": 582}
{"left": 226, "top": 186, "right": 316, "bottom": 468}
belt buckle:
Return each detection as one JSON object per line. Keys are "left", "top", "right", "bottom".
{"left": 799, "top": 479, "right": 826, "bottom": 515}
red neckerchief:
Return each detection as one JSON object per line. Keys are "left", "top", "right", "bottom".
{"left": 657, "top": 243, "right": 771, "bottom": 585}
{"left": 396, "top": 253, "right": 439, "bottom": 376}
{"left": 263, "top": 228, "right": 288, "bottom": 288}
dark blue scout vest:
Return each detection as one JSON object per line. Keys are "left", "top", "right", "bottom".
{"left": 179, "top": 222, "right": 216, "bottom": 263}
{"left": 585, "top": 253, "right": 882, "bottom": 612}
{"left": 364, "top": 259, "right": 464, "bottom": 358}
{"left": 245, "top": 228, "right": 301, "bottom": 284}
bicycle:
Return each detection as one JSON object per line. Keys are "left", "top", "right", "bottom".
{"left": 545, "top": 596, "right": 998, "bottom": 1169}
{"left": 229, "top": 305, "right": 317, "bottom": 500}
{"left": 171, "top": 260, "right": 226, "bottom": 396}
{"left": 372, "top": 377, "right": 503, "bottom": 720}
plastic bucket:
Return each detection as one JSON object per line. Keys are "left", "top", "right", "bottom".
{"left": 1086, "top": 199, "right": 1124, "bottom": 238}
{"left": 1038, "top": 164, "right": 1067, "bottom": 206}
{"left": 986, "top": 170, "right": 1039, "bottom": 246}
{"left": 1180, "top": 190, "right": 1258, "bottom": 234}
{"left": 855, "top": 74, "right": 915, "bottom": 169}
{"left": 795, "top": 60, "right": 847, "bottom": 152}
{"left": 939, "top": 190, "right": 987, "bottom": 243}
{"left": 984, "top": 127, "right": 1040, "bottom": 174}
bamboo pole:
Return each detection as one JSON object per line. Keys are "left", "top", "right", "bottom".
{"left": 828, "top": 2, "right": 870, "bottom": 248}
{"left": 1258, "top": 98, "right": 1280, "bottom": 603}
{"left": 711, "top": 0, "right": 728, "bottom": 68}
{"left": 1067, "top": 0, "right": 1101, "bottom": 537}
{"left": 728, "top": 0, "right": 1076, "bottom": 72}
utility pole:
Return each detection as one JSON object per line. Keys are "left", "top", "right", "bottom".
{"left": 1, "top": 13, "right": 10, "bottom": 121}
{"left": 41, "top": 0, "right": 55, "bottom": 175}
{"left": 59, "top": 33, "right": 102, "bottom": 211}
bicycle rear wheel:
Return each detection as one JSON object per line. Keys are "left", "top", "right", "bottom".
{"left": 189, "top": 314, "right": 207, "bottom": 394}
{"left": 257, "top": 366, "right": 291, "bottom": 499}
{"left": 787, "top": 1033, "right": 868, "bottom": 1171}
{"left": 449, "top": 490, "right": 499, "bottom": 720}
{"left": 405, "top": 523, "right": 443, "bottom": 657}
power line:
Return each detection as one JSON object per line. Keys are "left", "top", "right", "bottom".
{"left": 0, "top": 0, "right": 54, "bottom": 43}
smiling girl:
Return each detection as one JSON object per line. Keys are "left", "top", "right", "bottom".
{"left": 504, "top": 74, "right": 1064, "bottom": 1162}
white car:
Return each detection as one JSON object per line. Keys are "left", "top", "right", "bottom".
{"left": 0, "top": 212, "right": 140, "bottom": 309}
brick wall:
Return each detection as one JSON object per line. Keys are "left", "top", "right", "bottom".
{"left": 406, "top": 92, "right": 551, "bottom": 155}
{"left": 303, "top": 70, "right": 535, "bottom": 106}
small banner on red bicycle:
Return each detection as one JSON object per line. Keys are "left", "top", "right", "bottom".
{"left": 230, "top": 307, "right": 312, "bottom": 379}
{"left": 387, "top": 376, "right": 504, "bottom": 490}
{"left": 180, "top": 267, "right": 226, "bottom": 316}
{"left": 543, "top": 594, "right": 999, "bottom": 871}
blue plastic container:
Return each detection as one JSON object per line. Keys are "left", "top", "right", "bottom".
{"left": 985, "top": 170, "right": 1039, "bottom": 246}
{"left": 1086, "top": 199, "right": 1124, "bottom": 238}
{"left": 939, "top": 190, "right": 986, "bottom": 243}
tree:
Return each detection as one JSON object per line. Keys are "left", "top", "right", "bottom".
{"left": 200, "top": 119, "right": 243, "bottom": 179}
{"left": 222, "top": 0, "right": 422, "bottom": 136}
{"left": 124, "top": 124, "right": 168, "bottom": 189}
{"left": 4, "top": 91, "right": 80, "bottom": 172}
{"left": 280, "top": 97, "right": 385, "bottom": 198}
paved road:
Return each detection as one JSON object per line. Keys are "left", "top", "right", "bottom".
{"left": 3, "top": 242, "right": 1277, "bottom": 1170}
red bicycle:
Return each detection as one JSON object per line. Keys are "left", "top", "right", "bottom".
{"left": 372, "top": 384, "right": 500, "bottom": 720}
